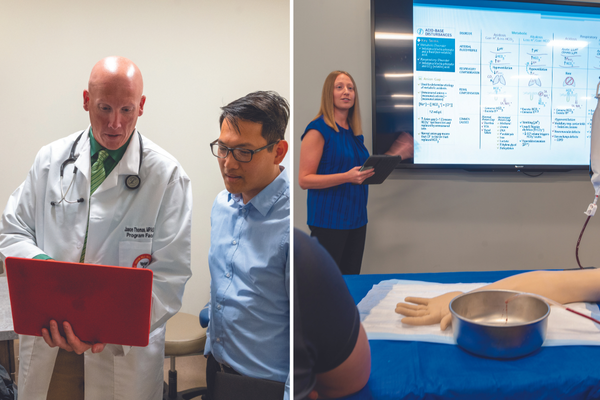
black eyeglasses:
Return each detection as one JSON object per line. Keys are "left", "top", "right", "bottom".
{"left": 210, "top": 140, "right": 279, "bottom": 163}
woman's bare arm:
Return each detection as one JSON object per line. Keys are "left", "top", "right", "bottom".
{"left": 298, "top": 129, "right": 374, "bottom": 190}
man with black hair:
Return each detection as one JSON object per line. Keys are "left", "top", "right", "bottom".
{"left": 205, "top": 91, "right": 290, "bottom": 399}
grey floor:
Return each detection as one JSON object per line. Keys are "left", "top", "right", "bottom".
{"left": 13, "top": 340, "right": 208, "bottom": 392}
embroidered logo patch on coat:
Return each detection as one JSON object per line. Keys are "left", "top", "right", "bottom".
{"left": 132, "top": 254, "right": 152, "bottom": 268}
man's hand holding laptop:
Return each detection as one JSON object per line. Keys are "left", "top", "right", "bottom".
{"left": 42, "top": 320, "right": 106, "bottom": 354}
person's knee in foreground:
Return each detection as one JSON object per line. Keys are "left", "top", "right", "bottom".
{"left": 205, "top": 91, "right": 290, "bottom": 400}
{"left": 294, "top": 228, "right": 371, "bottom": 400}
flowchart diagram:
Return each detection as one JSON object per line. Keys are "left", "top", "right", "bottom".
{"left": 414, "top": 29, "right": 600, "bottom": 164}
{"left": 412, "top": 3, "right": 600, "bottom": 165}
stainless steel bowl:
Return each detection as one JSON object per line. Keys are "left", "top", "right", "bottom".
{"left": 449, "top": 290, "right": 550, "bottom": 359}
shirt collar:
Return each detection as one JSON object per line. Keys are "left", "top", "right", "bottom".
{"left": 89, "top": 127, "right": 133, "bottom": 162}
{"left": 228, "top": 166, "right": 289, "bottom": 216}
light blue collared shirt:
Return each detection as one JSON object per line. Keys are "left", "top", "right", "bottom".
{"left": 205, "top": 167, "right": 290, "bottom": 385}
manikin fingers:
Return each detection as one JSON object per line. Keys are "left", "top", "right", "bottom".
{"left": 440, "top": 313, "right": 453, "bottom": 331}
{"left": 404, "top": 296, "right": 430, "bottom": 305}
{"left": 395, "top": 302, "right": 427, "bottom": 311}
{"left": 395, "top": 305, "right": 429, "bottom": 317}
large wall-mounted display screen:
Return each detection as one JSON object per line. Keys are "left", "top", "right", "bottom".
{"left": 372, "top": 0, "right": 600, "bottom": 171}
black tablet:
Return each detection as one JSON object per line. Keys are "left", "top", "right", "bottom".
{"left": 358, "top": 155, "right": 401, "bottom": 185}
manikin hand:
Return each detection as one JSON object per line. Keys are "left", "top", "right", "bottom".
{"left": 42, "top": 320, "right": 106, "bottom": 354}
{"left": 395, "top": 291, "right": 463, "bottom": 331}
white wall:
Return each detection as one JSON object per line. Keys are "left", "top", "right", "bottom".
{"left": 294, "top": 0, "right": 600, "bottom": 274}
{"left": 0, "top": 0, "right": 290, "bottom": 315}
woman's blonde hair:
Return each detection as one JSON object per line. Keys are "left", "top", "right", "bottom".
{"left": 314, "top": 70, "right": 362, "bottom": 136}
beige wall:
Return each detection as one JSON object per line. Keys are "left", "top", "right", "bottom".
{"left": 0, "top": 0, "right": 290, "bottom": 315}
{"left": 294, "top": 0, "right": 600, "bottom": 274}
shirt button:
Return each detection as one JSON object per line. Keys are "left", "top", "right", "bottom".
{"left": 216, "top": 338, "right": 221, "bottom": 343}
{"left": 76, "top": 242, "right": 83, "bottom": 249}
{"left": 232, "top": 240, "right": 237, "bottom": 245}
{"left": 217, "top": 304, "right": 222, "bottom": 310}
{"left": 225, "top": 273, "right": 231, "bottom": 278}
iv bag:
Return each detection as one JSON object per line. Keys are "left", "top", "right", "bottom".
{"left": 591, "top": 82, "right": 600, "bottom": 195}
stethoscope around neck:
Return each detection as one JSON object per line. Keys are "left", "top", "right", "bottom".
{"left": 50, "top": 130, "right": 144, "bottom": 206}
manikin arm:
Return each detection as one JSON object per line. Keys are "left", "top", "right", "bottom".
{"left": 395, "top": 269, "right": 600, "bottom": 330}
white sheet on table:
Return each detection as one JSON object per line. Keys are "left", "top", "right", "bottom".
{"left": 357, "top": 279, "right": 600, "bottom": 347}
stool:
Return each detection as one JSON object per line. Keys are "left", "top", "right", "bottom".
{"left": 163, "top": 312, "right": 207, "bottom": 400}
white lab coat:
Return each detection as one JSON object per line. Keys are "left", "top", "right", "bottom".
{"left": 0, "top": 127, "right": 193, "bottom": 400}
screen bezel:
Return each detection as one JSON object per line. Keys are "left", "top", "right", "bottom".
{"left": 371, "top": 0, "right": 600, "bottom": 172}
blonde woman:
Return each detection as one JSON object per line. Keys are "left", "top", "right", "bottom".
{"left": 299, "top": 71, "right": 374, "bottom": 275}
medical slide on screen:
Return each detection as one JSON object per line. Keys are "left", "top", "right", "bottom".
{"left": 413, "top": 1, "right": 600, "bottom": 165}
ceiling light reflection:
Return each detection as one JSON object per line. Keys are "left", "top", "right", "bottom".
{"left": 385, "top": 73, "right": 414, "bottom": 78}
{"left": 375, "top": 32, "right": 414, "bottom": 40}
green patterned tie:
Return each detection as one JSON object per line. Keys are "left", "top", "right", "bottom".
{"left": 90, "top": 150, "right": 109, "bottom": 195}
{"left": 80, "top": 150, "right": 110, "bottom": 262}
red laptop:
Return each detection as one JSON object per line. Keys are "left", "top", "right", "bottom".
{"left": 5, "top": 257, "right": 153, "bottom": 347}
